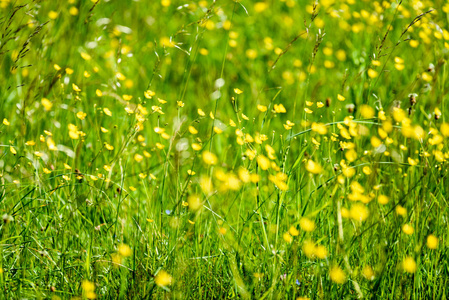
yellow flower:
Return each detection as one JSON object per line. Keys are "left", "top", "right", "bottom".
{"left": 48, "top": 11, "right": 58, "bottom": 19}
{"left": 257, "top": 155, "right": 270, "bottom": 170}
{"left": 72, "top": 83, "right": 81, "bottom": 92}
{"left": 257, "top": 104, "right": 267, "bottom": 112}
{"left": 367, "top": 68, "right": 378, "bottom": 78}
{"left": 345, "top": 149, "right": 357, "bottom": 162}
{"left": 407, "top": 157, "right": 418, "bottom": 166}
{"left": 289, "top": 226, "right": 299, "bottom": 236}
{"left": 134, "top": 154, "right": 144, "bottom": 162}
{"left": 283, "top": 232, "right": 293, "bottom": 243}
{"left": 350, "top": 203, "right": 369, "bottom": 222}
{"left": 104, "top": 143, "right": 114, "bottom": 151}
{"left": 337, "top": 94, "right": 345, "bottom": 101}
{"left": 440, "top": 123, "right": 449, "bottom": 136}
{"left": 273, "top": 104, "right": 286, "bottom": 113}
{"left": 10, "top": 146, "right": 17, "bottom": 155}
{"left": 41, "top": 98, "right": 53, "bottom": 111}
{"left": 402, "top": 256, "right": 417, "bottom": 273}
{"left": 103, "top": 107, "right": 112, "bottom": 116}
{"left": 402, "top": 224, "right": 414, "bottom": 235}
{"left": 426, "top": 234, "right": 438, "bottom": 249}
{"left": 396, "top": 205, "right": 407, "bottom": 216}
{"left": 202, "top": 151, "right": 217, "bottom": 165}
{"left": 116, "top": 72, "right": 126, "bottom": 80}
{"left": 82, "top": 280, "right": 96, "bottom": 299}
{"left": 188, "top": 194, "right": 202, "bottom": 210}
{"left": 155, "top": 270, "right": 173, "bottom": 287}
{"left": 118, "top": 244, "right": 132, "bottom": 257}
{"left": 360, "top": 105, "right": 375, "bottom": 118}
{"left": 254, "top": 2, "right": 268, "bottom": 12}
{"left": 76, "top": 111, "right": 87, "bottom": 120}
{"left": 315, "top": 245, "right": 328, "bottom": 259}
{"left": 330, "top": 266, "right": 346, "bottom": 284}
{"left": 80, "top": 52, "right": 92, "bottom": 60}
{"left": 305, "top": 160, "right": 322, "bottom": 174}
{"left": 69, "top": 6, "right": 79, "bottom": 15}
{"left": 362, "top": 266, "right": 375, "bottom": 280}
{"left": 377, "top": 195, "right": 389, "bottom": 205}
{"left": 302, "top": 240, "right": 316, "bottom": 259}
{"left": 144, "top": 90, "right": 155, "bottom": 99}
{"left": 311, "top": 122, "right": 327, "bottom": 135}
{"left": 299, "top": 217, "right": 315, "bottom": 232}
{"left": 234, "top": 88, "right": 243, "bottom": 94}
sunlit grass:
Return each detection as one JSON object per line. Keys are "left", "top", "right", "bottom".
{"left": 0, "top": 0, "right": 448, "bottom": 298}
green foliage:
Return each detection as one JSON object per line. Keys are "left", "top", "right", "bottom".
{"left": 0, "top": 0, "right": 448, "bottom": 298}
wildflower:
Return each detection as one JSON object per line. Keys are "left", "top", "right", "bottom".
{"left": 82, "top": 280, "right": 96, "bottom": 299}
{"left": 155, "top": 270, "right": 173, "bottom": 287}
{"left": 72, "top": 83, "right": 81, "bottom": 92}
{"left": 41, "top": 98, "right": 53, "bottom": 111}
{"left": 350, "top": 203, "right": 369, "bottom": 222}
{"left": 360, "top": 105, "right": 375, "bottom": 118}
{"left": 305, "top": 160, "right": 322, "bottom": 174}
{"left": 76, "top": 111, "right": 87, "bottom": 120}
{"left": 143, "top": 90, "right": 155, "bottom": 99}
{"left": 116, "top": 72, "right": 126, "bottom": 80}
{"left": 257, "top": 155, "right": 270, "bottom": 170}
{"left": 257, "top": 104, "right": 267, "bottom": 112}
{"left": 311, "top": 122, "right": 327, "bottom": 135}
{"left": 80, "top": 52, "right": 91, "bottom": 60}
{"left": 396, "top": 205, "right": 407, "bottom": 216}
{"left": 273, "top": 104, "right": 286, "bottom": 113}
{"left": 299, "top": 217, "right": 315, "bottom": 232}
{"left": 407, "top": 157, "right": 418, "bottom": 166}
{"left": 69, "top": 6, "right": 79, "bottom": 15}
{"left": 440, "top": 123, "right": 449, "bottom": 136}
{"left": 103, "top": 108, "right": 112, "bottom": 116}
{"left": 427, "top": 235, "right": 438, "bottom": 249}
{"left": 315, "top": 245, "right": 328, "bottom": 259}
{"left": 283, "top": 232, "right": 293, "bottom": 243}
{"left": 377, "top": 195, "right": 389, "bottom": 205}
{"left": 329, "top": 266, "right": 346, "bottom": 284}
{"left": 362, "top": 266, "right": 375, "bottom": 280}
{"left": 402, "top": 224, "right": 414, "bottom": 235}
{"left": 302, "top": 240, "right": 316, "bottom": 259}
{"left": 202, "top": 151, "right": 217, "bottom": 165}
{"left": 367, "top": 69, "right": 378, "bottom": 78}
{"left": 402, "top": 256, "right": 417, "bottom": 273}
{"left": 289, "top": 226, "right": 299, "bottom": 236}
{"left": 48, "top": 11, "right": 58, "bottom": 19}
{"left": 118, "top": 244, "right": 132, "bottom": 257}
{"left": 188, "top": 195, "right": 202, "bottom": 210}
{"left": 304, "top": 108, "right": 313, "bottom": 114}
{"left": 234, "top": 88, "right": 243, "bottom": 94}
{"left": 134, "top": 154, "right": 143, "bottom": 162}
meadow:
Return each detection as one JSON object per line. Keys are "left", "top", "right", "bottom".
{"left": 1, "top": 0, "right": 449, "bottom": 298}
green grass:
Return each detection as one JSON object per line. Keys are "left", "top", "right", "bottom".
{"left": 1, "top": 0, "right": 449, "bottom": 298}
